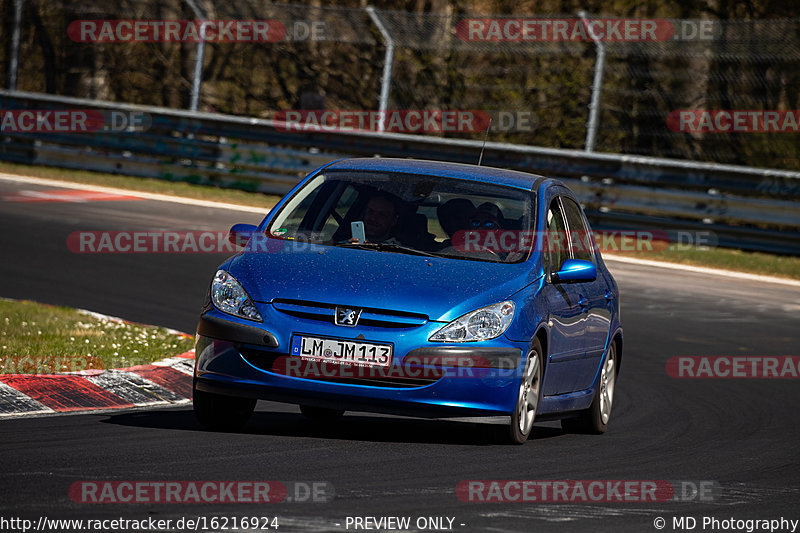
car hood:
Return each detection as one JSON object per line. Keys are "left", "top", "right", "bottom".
{"left": 227, "top": 243, "right": 537, "bottom": 322}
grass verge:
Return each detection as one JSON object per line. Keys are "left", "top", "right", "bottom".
{"left": 0, "top": 299, "right": 194, "bottom": 374}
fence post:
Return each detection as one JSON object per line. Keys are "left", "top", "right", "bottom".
{"left": 8, "top": 0, "right": 24, "bottom": 90}
{"left": 184, "top": 0, "right": 205, "bottom": 111}
{"left": 365, "top": 6, "right": 395, "bottom": 132}
{"left": 579, "top": 10, "right": 606, "bottom": 152}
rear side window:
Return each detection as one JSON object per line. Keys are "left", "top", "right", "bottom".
{"left": 561, "top": 197, "right": 595, "bottom": 263}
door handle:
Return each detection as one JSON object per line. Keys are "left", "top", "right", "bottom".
{"left": 605, "top": 290, "right": 614, "bottom": 309}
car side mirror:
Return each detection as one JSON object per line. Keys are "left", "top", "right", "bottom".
{"left": 228, "top": 223, "right": 257, "bottom": 247}
{"left": 552, "top": 259, "right": 596, "bottom": 283}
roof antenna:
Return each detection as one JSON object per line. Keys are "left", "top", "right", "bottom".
{"left": 478, "top": 118, "right": 492, "bottom": 166}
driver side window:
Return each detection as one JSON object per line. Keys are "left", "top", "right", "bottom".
{"left": 545, "top": 198, "right": 569, "bottom": 273}
{"left": 561, "top": 197, "right": 595, "bottom": 264}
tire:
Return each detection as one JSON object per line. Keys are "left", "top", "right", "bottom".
{"left": 300, "top": 404, "right": 345, "bottom": 422}
{"left": 193, "top": 382, "right": 256, "bottom": 432}
{"left": 508, "top": 339, "right": 543, "bottom": 444}
{"left": 561, "top": 341, "right": 617, "bottom": 434}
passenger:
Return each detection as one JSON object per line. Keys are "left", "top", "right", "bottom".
{"left": 437, "top": 198, "right": 475, "bottom": 243}
{"left": 469, "top": 202, "right": 505, "bottom": 230}
{"left": 467, "top": 202, "right": 508, "bottom": 258}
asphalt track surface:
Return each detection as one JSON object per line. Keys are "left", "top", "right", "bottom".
{"left": 1, "top": 178, "right": 799, "bottom": 533}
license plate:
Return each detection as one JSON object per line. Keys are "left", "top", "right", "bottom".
{"left": 290, "top": 335, "right": 392, "bottom": 368}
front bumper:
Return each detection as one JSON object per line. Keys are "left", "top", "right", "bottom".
{"left": 194, "top": 311, "right": 528, "bottom": 419}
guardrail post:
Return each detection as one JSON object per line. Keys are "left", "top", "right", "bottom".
{"left": 579, "top": 10, "right": 606, "bottom": 153}
{"left": 366, "top": 6, "right": 395, "bottom": 132}
{"left": 7, "top": 0, "right": 24, "bottom": 90}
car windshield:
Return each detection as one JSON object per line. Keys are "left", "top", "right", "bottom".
{"left": 266, "top": 170, "right": 534, "bottom": 263}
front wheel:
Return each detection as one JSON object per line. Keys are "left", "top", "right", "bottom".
{"left": 193, "top": 382, "right": 256, "bottom": 432}
{"left": 508, "top": 340, "right": 543, "bottom": 444}
{"left": 561, "top": 342, "right": 617, "bottom": 434}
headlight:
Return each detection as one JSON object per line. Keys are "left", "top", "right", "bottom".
{"left": 211, "top": 270, "right": 262, "bottom": 321}
{"left": 429, "top": 301, "right": 515, "bottom": 342}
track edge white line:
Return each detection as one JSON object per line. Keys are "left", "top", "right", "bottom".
{"left": 0, "top": 172, "right": 269, "bottom": 214}
{"left": 603, "top": 254, "right": 800, "bottom": 287}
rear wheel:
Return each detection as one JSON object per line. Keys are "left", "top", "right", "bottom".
{"left": 300, "top": 405, "right": 345, "bottom": 422}
{"left": 508, "top": 340, "right": 543, "bottom": 444}
{"left": 561, "top": 342, "right": 617, "bottom": 434}
{"left": 193, "top": 382, "right": 256, "bottom": 431}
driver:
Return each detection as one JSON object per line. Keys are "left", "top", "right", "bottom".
{"left": 352, "top": 191, "right": 401, "bottom": 244}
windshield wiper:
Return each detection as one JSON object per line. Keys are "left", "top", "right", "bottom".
{"left": 375, "top": 242, "right": 439, "bottom": 257}
{"left": 336, "top": 241, "right": 438, "bottom": 257}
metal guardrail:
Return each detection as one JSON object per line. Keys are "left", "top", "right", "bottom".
{"left": 1, "top": 90, "right": 799, "bottom": 254}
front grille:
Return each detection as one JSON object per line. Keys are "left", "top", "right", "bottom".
{"left": 271, "top": 299, "right": 428, "bottom": 328}
{"left": 240, "top": 349, "right": 441, "bottom": 389}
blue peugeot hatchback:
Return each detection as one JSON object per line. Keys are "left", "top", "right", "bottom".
{"left": 193, "top": 158, "right": 622, "bottom": 443}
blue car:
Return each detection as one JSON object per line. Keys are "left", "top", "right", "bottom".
{"left": 193, "top": 158, "right": 622, "bottom": 443}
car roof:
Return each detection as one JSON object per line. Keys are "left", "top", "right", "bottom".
{"left": 325, "top": 158, "right": 548, "bottom": 191}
